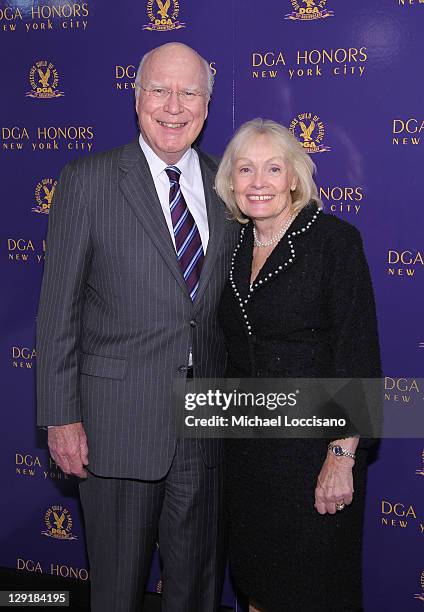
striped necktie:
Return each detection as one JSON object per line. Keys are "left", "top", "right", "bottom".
{"left": 165, "top": 166, "right": 204, "bottom": 301}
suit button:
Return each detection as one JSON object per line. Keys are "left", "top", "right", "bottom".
{"left": 190, "top": 319, "right": 197, "bottom": 327}
{"left": 177, "top": 365, "right": 187, "bottom": 374}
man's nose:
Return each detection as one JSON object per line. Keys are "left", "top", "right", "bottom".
{"left": 163, "top": 91, "right": 184, "bottom": 114}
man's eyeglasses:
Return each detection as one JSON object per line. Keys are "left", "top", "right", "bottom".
{"left": 139, "top": 85, "right": 208, "bottom": 103}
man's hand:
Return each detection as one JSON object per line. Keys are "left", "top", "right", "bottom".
{"left": 48, "top": 422, "right": 89, "bottom": 478}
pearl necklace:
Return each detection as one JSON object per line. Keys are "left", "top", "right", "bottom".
{"left": 253, "top": 213, "right": 295, "bottom": 248}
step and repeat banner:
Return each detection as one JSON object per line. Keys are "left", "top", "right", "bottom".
{"left": 1, "top": 1, "right": 423, "bottom": 610}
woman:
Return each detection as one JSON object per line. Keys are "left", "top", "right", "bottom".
{"left": 215, "top": 119, "right": 381, "bottom": 611}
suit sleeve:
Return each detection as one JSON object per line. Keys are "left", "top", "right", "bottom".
{"left": 36, "top": 162, "right": 92, "bottom": 426}
{"left": 326, "top": 225, "right": 382, "bottom": 448}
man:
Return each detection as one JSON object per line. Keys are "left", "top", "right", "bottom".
{"left": 37, "top": 43, "right": 238, "bottom": 611}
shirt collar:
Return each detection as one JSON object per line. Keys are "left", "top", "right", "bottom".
{"left": 138, "top": 133, "right": 195, "bottom": 183}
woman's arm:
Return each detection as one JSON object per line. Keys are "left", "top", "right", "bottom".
{"left": 314, "top": 222, "right": 381, "bottom": 513}
{"left": 314, "top": 437, "right": 359, "bottom": 514}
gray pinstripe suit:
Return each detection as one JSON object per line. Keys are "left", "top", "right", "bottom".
{"left": 36, "top": 139, "right": 239, "bottom": 611}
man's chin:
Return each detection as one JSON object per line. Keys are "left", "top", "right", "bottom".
{"left": 156, "top": 140, "right": 191, "bottom": 161}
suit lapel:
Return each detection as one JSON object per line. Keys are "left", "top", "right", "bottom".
{"left": 118, "top": 139, "right": 190, "bottom": 298}
{"left": 193, "top": 149, "right": 226, "bottom": 311}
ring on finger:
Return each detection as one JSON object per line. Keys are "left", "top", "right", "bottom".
{"left": 335, "top": 501, "right": 345, "bottom": 511}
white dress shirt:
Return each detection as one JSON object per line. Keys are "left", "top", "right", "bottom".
{"left": 138, "top": 134, "right": 209, "bottom": 252}
{"left": 139, "top": 134, "right": 209, "bottom": 368}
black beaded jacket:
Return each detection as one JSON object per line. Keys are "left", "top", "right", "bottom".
{"left": 218, "top": 201, "right": 382, "bottom": 444}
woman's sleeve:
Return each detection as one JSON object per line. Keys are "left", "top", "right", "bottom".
{"left": 326, "top": 224, "right": 382, "bottom": 448}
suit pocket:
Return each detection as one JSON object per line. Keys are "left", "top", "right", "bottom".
{"left": 80, "top": 353, "right": 126, "bottom": 380}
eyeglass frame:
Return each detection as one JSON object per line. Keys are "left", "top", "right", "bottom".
{"left": 138, "top": 84, "right": 209, "bottom": 102}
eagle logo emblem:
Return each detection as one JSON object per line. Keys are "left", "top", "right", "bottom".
{"left": 285, "top": 0, "right": 334, "bottom": 21}
{"left": 27, "top": 61, "right": 64, "bottom": 99}
{"left": 41, "top": 505, "right": 78, "bottom": 540}
{"left": 299, "top": 120, "right": 315, "bottom": 143}
{"left": 415, "top": 449, "right": 424, "bottom": 476}
{"left": 289, "top": 113, "right": 331, "bottom": 153}
{"left": 414, "top": 570, "right": 424, "bottom": 602}
{"left": 156, "top": 0, "right": 171, "bottom": 19}
{"left": 33, "top": 179, "right": 57, "bottom": 214}
{"left": 143, "top": 0, "right": 186, "bottom": 31}
{"left": 37, "top": 67, "right": 51, "bottom": 88}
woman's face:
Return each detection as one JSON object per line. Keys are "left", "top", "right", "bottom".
{"left": 232, "top": 134, "right": 296, "bottom": 222}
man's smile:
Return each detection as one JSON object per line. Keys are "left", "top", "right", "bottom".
{"left": 157, "top": 120, "right": 188, "bottom": 129}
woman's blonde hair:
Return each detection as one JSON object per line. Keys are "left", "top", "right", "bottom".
{"left": 215, "top": 118, "right": 321, "bottom": 223}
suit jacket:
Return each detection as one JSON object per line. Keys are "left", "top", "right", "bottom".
{"left": 36, "top": 139, "right": 239, "bottom": 479}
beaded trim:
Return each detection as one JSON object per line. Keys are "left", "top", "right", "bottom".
{"left": 229, "top": 208, "right": 322, "bottom": 337}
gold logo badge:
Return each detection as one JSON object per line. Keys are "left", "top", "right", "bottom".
{"left": 285, "top": 0, "right": 334, "bottom": 21}
{"left": 414, "top": 570, "right": 424, "bottom": 602}
{"left": 289, "top": 113, "right": 330, "bottom": 153}
{"left": 26, "top": 61, "right": 64, "bottom": 99}
{"left": 143, "top": 0, "right": 186, "bottom": 31}
{"left": 416, "top": 450, "right": 424, "bottom": 477}
{"left": 42, "top": 505, "right": 77, "bottom": 540}
{"left": 32, "top": 178, "right": 57, "bottom": 214}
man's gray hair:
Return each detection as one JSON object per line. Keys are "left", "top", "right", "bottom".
{"left": 134, "top": 43, "right": 214, "bottom": 101}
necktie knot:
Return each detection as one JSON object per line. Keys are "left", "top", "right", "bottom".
{"left": 165, "top": 166, "right": 181, "bottom": 185}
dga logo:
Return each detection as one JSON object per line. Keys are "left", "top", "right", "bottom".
{"left": 387, "top": 250, "right": 424, "bottom": 276}
{"left": 381, "top": 499, "right": 418, "bottom": 530}
{"left": 1, "top": 126, "right": 94, "bottom": 152}
{"left": 392, "top": 118, "right": 423, "bottom": 146}
{"left": 26, "top": 61, "right": 64, "bottom": 99}
{"left": 115, "top": 65, "right": 137, "bottom": 91}
{"left": 42, "top": 505, "right": 77, "bottom": 540}
{"left": 416, "top": 450, "right": 424, "bottom": 477}
{"left": 16, "top": 454, "right": 42, "bottom": 477}
{"left": 289, "top": 113, "right": 330, "bottom": 153}
{"left": 143, "top": 0, "right": 186, "bottom": 31}
{"left": 32, "top": 179, "right": 57, "bottom": 214}
{"left": 384, "top": 377, "right": 422, "bottom": 404}
{"left": 17, "top": 558, "right": 88, "bottom": 581}
{"left": 0, "top": 4, "right": 90, "bottom": 33}
{"left": 414, "top": 570, "right": 424, "bottom": 602}
{"left": 285, "top": 0, "right": 334, "bottom": 20}
{"left": 16, "top": 452, "right": 70, "bottom": 480}
{"left": 11, "top": 346, "right": 36, "bottom": 369}
{"left": 6, "top": 239, "right": 45, "bottom": 263}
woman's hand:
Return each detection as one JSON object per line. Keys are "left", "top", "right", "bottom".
{"left": 314, "top": 438, "right": 358, "bottom": 514}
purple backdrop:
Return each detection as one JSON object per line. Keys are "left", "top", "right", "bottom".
{"left": 1, "top": 1, "right": 423, "bottom": 610}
